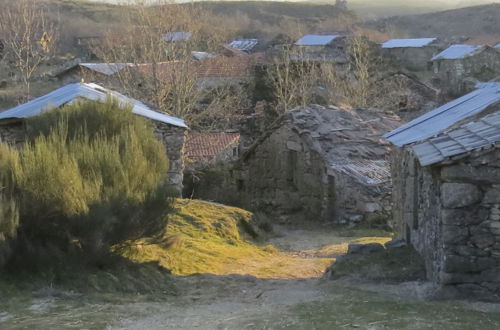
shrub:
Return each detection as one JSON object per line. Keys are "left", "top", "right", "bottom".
{"left": 4, "top": 99, "right": 173, "bottom": 266}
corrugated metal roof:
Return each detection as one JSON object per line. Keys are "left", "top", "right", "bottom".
{"left": 495, "top": 43, "right": 500, "bottom": 49}
{"left": 163, "top": 32, "right": 192, "bottom": 42}
{"left": 0, "top": 83, "right": 187, "bottom": 128}
{"left": 412, "top": 110, "right": 500, "bottom": 166}
{"left": 381, "top": 38, "right": 437, "bottom": 49}
{"left": 431, "top": 44, "right": 483, "bottom": 60}
{"left": 191, "top": 52, "right": 217, "bottom": 60}
{"left": 228, "top": 39, "right": 258, "bottom": 52}
{"left": 295, "top": 34, "right": 338, "bottom": 46}
{"left": 80, "top": 63, "right": 131, "bottom": 76}
{"left": 384, "top": 84, "right": 500, "bottom": 147}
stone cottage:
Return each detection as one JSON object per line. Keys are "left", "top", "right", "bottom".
{"left": 234, "top": 105, "right": 402, "bottom": 224}
{"left": 293, "top": 34, "right": 349, "bottom": 63}
{"left": 385, "top": 83, "right": 500, "bottom": 299}
{"left": 0, "top": 82, "right": 188, "bottom": 195}
{"left": 431, "top": 45, "right": 500, "bottom": 96}
{"left": 381, "top": 38, "right": 442, "bottom": 71}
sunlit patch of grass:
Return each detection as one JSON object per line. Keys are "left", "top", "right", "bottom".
{"left": 303, "top": 236, "right": 393, "bottom": 258}
{"left": 118, "top": 199, "right": 333, "bottom": 279}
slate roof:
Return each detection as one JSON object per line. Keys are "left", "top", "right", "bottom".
{"left": 381, "top": 38, "right": 437, "bottom": 49}
{"left": 185, "top": 132, "right": 240, "bottom": 161}
{"left": 412, "top": 109, "right": 500, "bottom": 166}
{"left": 431, "top": 44, "right": 483, "bottom": 60}
{"left": 163, "top": 32, "right": 192, "bottom": 42}
{"left": 227, "top": 39, "right": 259, "bottom": 52}
{"left": 0, "top": 83, "right": 187, "bottom": 128}
{"left": 384, "top": 84, "right": 500, "bottom": 147}
{"left": 295, "top": 34, "right": 339, "bottom": 46}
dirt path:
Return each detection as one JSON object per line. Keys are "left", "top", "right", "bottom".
{"left": 3, "top": 225, "right": 500, "bottom": 329}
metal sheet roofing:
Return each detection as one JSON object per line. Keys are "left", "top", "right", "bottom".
{"left": 384, "top": 84, "right": 500, "bottom": 147}
{"left": 381, "top": 38, "right": 437, "bottom": 49}
{"left": 295, "top": 34, "right": 338, "bottom": 46}
{"left": 431, "top": 44, "right": 483, "bottom": 60}
{"left": 80, "top": 63, "right": 131, "bottom": 76}
{"left": 0, "top": 83, "right": 187, "bottom": 128}
{"left": 163, "top": 32, "right": 192, "bottom": 42}
{"left": 495, "top": 43, "right": 500, "bottom": 49}
{"left": 413, "top": 110, "right": 500, "bottom": 166}
{"left": 227, "top": 39, "right": 258, "bottom": 52}
{"left": 191, "top": 52, "right": 217, "bottom": 60}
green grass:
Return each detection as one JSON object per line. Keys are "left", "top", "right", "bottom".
{"left": 263, "top": 285, "right": 500, "bottom": 330}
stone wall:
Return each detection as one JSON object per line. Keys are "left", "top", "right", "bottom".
{"left": 392, "top": 147, "right": 500, "bottom": 299}
{"left": 384, "top": 46, "right": 439, "bottom": 71}
{"left": 233, "top": 125, "right": 390, "bottom": 224}
{"left": 153, "top": 122, "right": 186, "bottom": 196}
{"left": 0, "top": 119, "right": 186, "bottom": 196}
{"left": 0, "top": 121, "right": 26, "bottom": 147}
{"left": 433, "top": 47, "right": 500, "bottom": 97}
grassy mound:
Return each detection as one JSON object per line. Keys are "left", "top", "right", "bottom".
{"left": 118, "top": 199, "right": 334, "bottom": 279}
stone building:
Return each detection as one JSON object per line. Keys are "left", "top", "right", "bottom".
{"left": 233, "top": 105, "right": 402, "bottom": 224}
{"left": 385, "top": 83, "right": 500, "bottom": 299}
{"left": 431, "top": 45, "right": 500, "bottom": 96}
{"left": 293, "top": 34, "right": 349, "bottom": 63}
{"left": 0, "top": 82, "right": 188, "bottom": 195}
{"left": 381, "top": 38, "right": 442, "bottom": 71}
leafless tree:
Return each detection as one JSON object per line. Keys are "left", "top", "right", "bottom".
{"left": 266, "top": 44, "right": 320, "bottom": 113}
{"left": 0, "top": 0, "right": 58, "bottom": 98}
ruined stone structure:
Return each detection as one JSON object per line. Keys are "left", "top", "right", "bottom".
{"left": 431, "top": 45, "right": 500, "bottom": 96}
{"left": 386, "top": 83, "right": 500, "bottom": 299}
{"left": 0, "top": 83, "right": 188, "bottom": 195}
{"left": 232, "top": 105, "right": 401, "bottom": 224}
{"left": 381, "top": 38, "right": 443, "bottom": 71}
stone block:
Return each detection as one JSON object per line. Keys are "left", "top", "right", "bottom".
{"left": 441, "top": 183, "right": 482, "bottom": 208}
{"left": 442, "top": 164, "right": 500, "bottom": 184}
{"left": 443, "top": 225, "right": 469, "bottom": 244}
{"left": 441, "top": 208, "right": 486, "bottom": 226}
{"left": 471, "top": 233, "right": 495, "bottom": 249}
{"left": 444, "top": 255, "right": 490, "bottom": 273}
{"left": 483, "top": 186, "right": 500, "bottom": 204}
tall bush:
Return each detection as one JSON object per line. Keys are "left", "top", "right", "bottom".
{"left": 5, "top": 99, "right": 173, "bottom": 264}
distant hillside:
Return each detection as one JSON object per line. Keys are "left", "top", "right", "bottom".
{"left": 367, "top": 4, "right": 500, "bottom": 38}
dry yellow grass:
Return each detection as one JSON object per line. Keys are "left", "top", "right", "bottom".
{"left": 118, "top": 199, "right": 391, "bottom": 279}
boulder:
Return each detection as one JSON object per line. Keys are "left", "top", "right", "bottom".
{"left": 347, "top": 243, "right": 385, "bottom": 255}
{"left": 384, "top": 239, "right": 407, "bottom": 249}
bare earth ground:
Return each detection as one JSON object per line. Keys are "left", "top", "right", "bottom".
{"left": 2, "top": 224, "right": 500, "bottom": 329}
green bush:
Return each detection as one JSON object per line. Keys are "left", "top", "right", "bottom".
{"left": 3, "top": 99, "right": 173, "bottom": 266}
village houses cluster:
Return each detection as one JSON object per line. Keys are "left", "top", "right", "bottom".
{"left": 2, "top": 29, "right": 500, "bottom": 298}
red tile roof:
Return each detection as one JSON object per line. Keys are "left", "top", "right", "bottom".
{"left": 185, "top": 132, "right": 240, "bottom": 161}
{"left": 136, "top": 56, "right": 253, "bottom": 82}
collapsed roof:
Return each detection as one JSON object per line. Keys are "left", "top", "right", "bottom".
{"left": 284, "top": 105, "right": 401, "bottom": 186}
